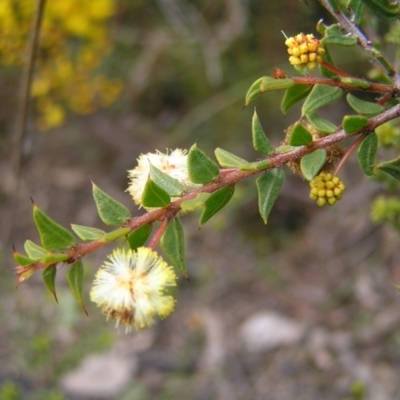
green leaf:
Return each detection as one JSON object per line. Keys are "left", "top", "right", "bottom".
{"left": 252, "top": 109, "right": 274, "bottom": 155}
{"left": 357, "top": 133, "right": 378, "bottom": 176}
{"left": 13, "top": 249, "right": 34, "bottom": 266}
{"left": 71, "top": 224, "right": 105, "bottom": 241}
{"left": 180, "top": 193, "right": 210, "bottom": 212}
{"left": 376, "top": 157, "right": 400, "bottom": 180}
{"left": 289, "top": 123, "right": 313, "bottom": 146}
{"left": 343, "top": 115, "right": 369, "bottom": 134}
{"left": 260, "top": 77, "right": 294, "bottom": 92}
{"left": 127, "top": 224, "right": 153, "bottom": 250}
{"left": 245, "top": 77, "right": 294, "bottom": 107}
{"left": 244, "top": 77, "right": 267, "bottom": 107}
{"left": 188, "top": 144, "right": 219, "bottom": 184}
{"left": 24, "top": 239, "right": 48, "bottom": 260}
{"left": 347, "top": 0, "right": 366, "bottom": 24}
{"left": 41, "top": 253, "right": 69, "bottom": 264}
{"left": 281, "top": 84, "right": 312, "bottom": 114}
{"left": 359, "top": 0, "right": 399, "bottom": 21}
{"left": 306, "top": 112, "right": 337, "bottom": 134}
{"left": 66, "top": 260, "right": 87, "bottom": 314}
{"left": 322, "top": 24, "right": 357, "bottom": 46}
{"left": 340, "top": 77, "right": 370, "bottom": 89}
{"left": 43, "top": 266, "right": 58, "bottom": 302}
{"left": 200, "top": 186, "right": 235, "bottom": 226}
{"left": 346, "top": 93, "right": 384, "bottom": 116}
{"left": 300, "top": 149, "right": 327, "bottom": 181}
{"left": 149, "top": 164, "right": 184, "bottom": 196}
{"left": 239, "top": 160, "right": 270, "bottom": 171}
{"left": 92, "top": 183, "right": 131, "bottom": 226}
{"left": 141, "top": 179, "right": 171, "bottom": 208}
{"left": 33, "top": 203, "right": 77, "bottom": 251}
{"left": 302, "top": 84, "right": 343, "bottom": 116}
{"left": 256, "top": 169, "right": 285, "bottom": 225}
{"left": 214, "top": 148, "right": 250, "bottom": 168}
{"left": 160, "top": 218, "right": 186, "bottom": 276}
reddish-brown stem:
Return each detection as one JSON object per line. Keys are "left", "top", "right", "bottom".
{"left": 334, "top": 134, "right": 365, "bottom": 176}
{"left": 320, "top": 60, "right": 353, "bottom": 78}
{"left": 291, "top": 76, "right": 397, "bottom": 96}
{"left": 148, "top": 217, "right": 169, "bottom": 250}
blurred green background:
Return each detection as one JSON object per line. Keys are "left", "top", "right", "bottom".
{"left": 1, "top": 1, "right": 400, "bottom": 399}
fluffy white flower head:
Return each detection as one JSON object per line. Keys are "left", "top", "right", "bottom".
{"left": 127, "top": 149, "right": 197, "bottom": 208}
{"left": 90, "top": 247, "right": 177, "bottom": 332}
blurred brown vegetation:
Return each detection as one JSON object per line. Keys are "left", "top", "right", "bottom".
{"left": 1, "top": 1, "right": 400, "bottom": 399}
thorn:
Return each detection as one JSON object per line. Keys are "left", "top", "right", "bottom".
{"left": 30, "top": 197, "right": 35, "bottom": 205}
{"left": 184, "top": 272, "right": 190, "bottom": 283}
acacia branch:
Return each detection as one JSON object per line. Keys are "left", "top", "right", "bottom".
{"left": 18, "top": 102, "right": 400, "bottom": 276}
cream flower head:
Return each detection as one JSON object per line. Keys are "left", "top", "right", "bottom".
{"left": 90, "top": 247, "right": 177, "bottom": 332}
{"left": 127, "top": 149, "right": 198, "bottom": 208}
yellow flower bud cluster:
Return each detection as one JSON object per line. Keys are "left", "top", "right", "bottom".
{"left": 309, "top": 172, "right": 345, "bottom": 207}
{"left": 285, "top": 33, "right": 325, "bottom": 70}
{"left": 0, "top": 0, "right": 121, "bottom": 130}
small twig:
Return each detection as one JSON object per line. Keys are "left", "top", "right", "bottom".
{"left": 320, "top": 60, "right": 352, "bottom": 77}
{"left": 317, "top": 0, "right": 399, "bottom": 88}
{"left": 11, "top": 0, "right": 47, "bottom": 183}
{"left": 334, "top": 134, "right": 365, "bottom": 175}
{"left": 4, "top": 0, "right": 47, "bottom": 249}
{"left": 148, "top": 217, "right": 169, "bottom": 249}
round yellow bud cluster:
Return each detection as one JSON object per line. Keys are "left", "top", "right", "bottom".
{"left": 309, "top": 172, "right": 345, "bottom": 207}
{"left": 285, "top": 33, "right": 325, "bottom": 70}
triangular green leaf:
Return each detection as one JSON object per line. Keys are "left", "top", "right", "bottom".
{"left": 281, "top": 84, "right": 312, "bottom": 114}
{"left": 214, "top": 148, "right": 250, "bottom": 168}
{"left": 252, "top": 109, "right": 274, "bottom": 155}
{"left": 66, "top": 260, "right": 87, "bottom": 315}
{"left": 260, "top": 77, "right": 294, "bottom": 92}
{"left": 343, "top": 115, "right": 369, "bottom": 134}
{"left": 322, "top": 24, "right": 357, "bottom": 46}
{"left": 289, "top": 123, "right": 313, "bottom": 146}
{"left": 149, "top": 164, "right": 185, "bottom": 196}
{"left": 188, "top": 145, "right": 219, "bottom": 184}
{"left": 127, "top": 224, "right": 153, "bottom": 250}
{"left": 302, "top": 84, "right": 342, "bottom": 116}
{"left": 24, "top": 239, "right": 48, "bottom": 260}
{"left": 180, "top": 193, "right": 210, "bottom": 212}
{"left": 92, "top": 183, "right": 131, "bottom": 226}
{"left": 357, "top": 133, "right": 378, "bottom": 176}
{"left": 346, "top": 93, "right": 384, "bottom": 116}
{"left": 13, "top": 249, "right": 34, "bottom": 266}
{"left": 244, "top": 77, "right": 294, "bottom": 107}
{"left": 376, "top": 157, "right": 400, "bottom": 180}
{"left": 306, "top": 112, "right": 337, "bottom": 134}
{"left": 33, "top": 203, "right": 77, "bottom": 251}
{"left": 200, "top": 186, "right": 235, "bottom": 226}
{"left": 256, "top": 169, "right": 285, "bottom": 225}
{"left": 300, "top": 149, "right": 327, "bottom": 181}
{"left": 43, "top": 266, "right": 58, "bottom": 302}
{"left": 141, "top": 179, "right": 171, "bottom": 208}
{"left": 160, "top": 218, "right": 186, "bottom": 276}
{"left": 71, "top": 224, "right": 105, "bottom": 241}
